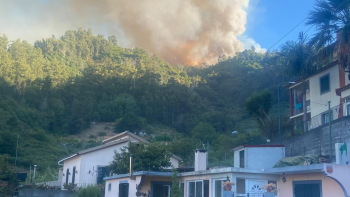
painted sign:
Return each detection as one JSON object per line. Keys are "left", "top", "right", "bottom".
{"left": 326, "top": 165, "right": 333, "bottom": 173}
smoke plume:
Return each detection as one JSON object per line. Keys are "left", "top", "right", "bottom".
{"left": 0, "top": 0, "right": 250, "bottom": 65}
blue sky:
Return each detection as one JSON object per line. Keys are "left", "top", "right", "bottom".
{"left": 245, "top": 0, "right": 316, "bottom": 51}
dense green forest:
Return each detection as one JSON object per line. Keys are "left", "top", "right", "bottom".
{"left": 0, "top": 28, "right": 293, "bottom": 175}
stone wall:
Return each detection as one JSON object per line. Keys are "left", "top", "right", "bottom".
{"left": 273, "top": 116, "right": 350, "bottom": 160}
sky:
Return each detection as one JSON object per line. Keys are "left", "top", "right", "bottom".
{"left": 0, "top": 0, "right": 318, "bottom": 64}
{"left": 244, "top": 0, "right": 316, "bottom": 51}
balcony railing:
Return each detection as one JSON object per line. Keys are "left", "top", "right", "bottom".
{"left": 293, "top": 102, "right": 347, "bottom": 133}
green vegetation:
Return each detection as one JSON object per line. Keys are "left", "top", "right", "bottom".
{"left": 170, "top": 168, "right": 181, "bottom": 197}
{"left": 77, "top": 185, "right": 102, "bottom": 197}
{"left": 0, "top": 28, "right": 297, "bottom": 175}
{"left": 109, "top": 142, "right": 172, "bottom": 174}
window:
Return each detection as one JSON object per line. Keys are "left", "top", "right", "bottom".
{"left": 108, "top": 183, "right": 111, "bottom": 191}
{"left": 97, "top": 166, "right": 106, "bottom": 184}
{"left": 322, "top": 111, "right": 333, "bottom": 124}
{"left": 239, "top": 150, "right": 245, "bottom": 168}
{"left": 320, "top": 74, "right": 330, "bottom": 94}
{"left": 293, "top": 180, "right": 321, "bottom": 197}
{"left": 65, "top": 168, "right": 69, "bottom": 184}
{"left": 214, "top": 180, "right": 224, "bottom": 197}
{"left": 188, "top": 180, "right": 209, "bottom": 197}
{"left": 119, "top": 183, "right": 129, "bottom": 197}
{"left": 72, "top": 166, "right": 76, "bottom": 184}
{"left": 180, "top": 182, "right": 185, "bottom": 197}
{"left": 346, "top": 102, "right": 350, "bottom": 116}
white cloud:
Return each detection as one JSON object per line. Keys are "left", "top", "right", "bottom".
{"left": 239, "top": 35, "right": 267, "bottom": 53}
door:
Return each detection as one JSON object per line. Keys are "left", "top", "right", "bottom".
{"left": 294, "top": 183, "right": 321, "bottom": 197}
{"left": 246, "top": 180, "right": 267, "bottom": 197}
{"left": 152, "top": 182, "right": 172, "bottom": 197}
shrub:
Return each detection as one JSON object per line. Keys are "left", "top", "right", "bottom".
{"left": 97, "top": 132, "right": 106, "bottom": 136}
{"left": 77, "top": 185, "right": 102, "bottom": 197}
{"left": 89, "top": 135, "right": 95, "bottom": 138}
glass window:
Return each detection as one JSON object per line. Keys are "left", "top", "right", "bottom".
{"left": 188, "top": 180, "right": 209, "bottom": 197}
{"left": 180, "top": 182, "right": 185, "bottom": 197}
{"left": 320, "top": 74, "right": 330, "bottom": 94}
{"left": 239, "top": 150, "right": 245, "bottom": 168}
{"left": 347, "top": 103, "right": 350, "bottom": 116}
{"left": 322, "top": 111, "right": 333, "bottom": 124}
{"left": 108, "top": 183, "right": 111, "bottom": 191}
{"left": 214, "top": 180, "right": 223, "bottom": 197}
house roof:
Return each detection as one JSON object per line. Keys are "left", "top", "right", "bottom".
{"left": 231, "top": 145, "right": 285, "bottom": 151}
{"left": 102, "top": 131, "right": 149, "bottom": 144}
{"left": 285, "top": 60, "right": 338, "bottom": 88}
{"left": 58, "top": 131, "right": 182, "bottom": 163}
{"left": 336, "top": 84, "right": 350, "bottom": 96}
{"left": 104, "top": 171, "right": 173, "bottom": 181}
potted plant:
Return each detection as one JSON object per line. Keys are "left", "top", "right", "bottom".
{"left": 262, "top": 183, "right": 278, "bottom": 195}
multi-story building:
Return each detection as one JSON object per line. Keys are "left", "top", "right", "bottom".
{"left": 287, "top": 61, "right": 350, "bottom": 131}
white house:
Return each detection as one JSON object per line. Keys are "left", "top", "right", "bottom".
{"left": 57, "top": 131, "right": 181, "bottom": 187}
{"left": 104, "top": 145, "right": 350, "bottom": 197}
{"left": 287, "top": 61, "right": 350, "bottom": 131}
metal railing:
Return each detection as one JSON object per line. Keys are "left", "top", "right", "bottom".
{"left": 293, "top": 102, "right": 347, "bottom": 133}
{"left": 30, "top": 181, "right": 101, "bottom": 190}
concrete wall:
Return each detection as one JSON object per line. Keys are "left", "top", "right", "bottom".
{"left": 245, "top": 147, "right": 285, "bottom": 169}
{"left": 19, "top": 189, "right": 76, "bottom": 197}
{"left": 277, "top": 173, "right": 344, "bottom": 197}
{"left": 170, "top": 157, "right": 179, "bottom": 168}
{"left": 309, "top": 65, "right": 340, "bottom": 117}
{"left": 274, "top": 116, "right": 350, "bottom": 160}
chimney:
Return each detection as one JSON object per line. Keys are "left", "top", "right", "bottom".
{"left": 194, "top": 149, "right": 207, "bottom": 171}
{"left": 129, "top": 154, "right": 135, "bottom": 180}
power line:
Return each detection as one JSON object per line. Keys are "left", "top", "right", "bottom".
{"left": 268, "top": 16, "right": 309, "bottom": 51}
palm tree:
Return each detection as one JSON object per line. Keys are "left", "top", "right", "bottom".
{"left": 280, "top": 32, "right": 317, "bottom": 133}
{"left": 307, "top": 0, "right": 350, "bottom": 69}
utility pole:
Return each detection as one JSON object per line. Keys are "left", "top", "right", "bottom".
{"left": 278, "top": 85, "right": 281, "bottom": 145}
{"left": 15, "top": 134, "right": 19, "bottom": 166}
{"left": 328, "top": 101, "right": 332, "bottom": 162}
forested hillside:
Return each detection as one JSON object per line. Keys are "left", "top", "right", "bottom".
{"left": 0, "top": 28, "right": 293, "bottom": 173}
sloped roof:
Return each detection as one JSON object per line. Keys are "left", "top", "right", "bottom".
{"left": 102, "top": 131, "right": 149, "bottom": 144}
{"left": 59, "top": 131, "right": 182, "bottom": 163}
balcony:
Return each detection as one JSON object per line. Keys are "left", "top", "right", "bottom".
{"left": 290, "top": 81, "right": 310, "bottom": 117}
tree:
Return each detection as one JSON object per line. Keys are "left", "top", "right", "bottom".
{"left": 280, "top": 32, "right": 317, "bottom": 132}
{"left": 245, "top": 90, "right": 274, "bottom": 138}
{"left": 191, "top": 122, "right": 217, "bottom": 143}
{"left": 307, "top": 0, "right": 350, "bottom": 69}
{"left": 108, "top": 142, "right": 172, "bottom": 174}
{"left": 170, "top": 168, "right": 181, "bottom": 197}
{"left": 0, "top": 155, "right": 16, "bottom": 196}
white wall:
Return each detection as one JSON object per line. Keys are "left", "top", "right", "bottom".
{"left": 80, "top": 141, "right": 129, "bottom": 185}
{"left": 61, "top": 155, "right": 81, "bottom": 186}
{"left": 170, "top": 157, "right": 179, "bottom": 168}
{"left": 105, "top": 176, "right": 141, "bottom": 197}
{"left": 309, "top": 65, "right": 340, "bottom": 117}
{"left": 245, "top": 147, "right": 285, "bottom": 169}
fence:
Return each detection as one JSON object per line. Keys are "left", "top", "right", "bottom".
{"left": 32, "top": 181, "right": 101, "bottom": 190}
